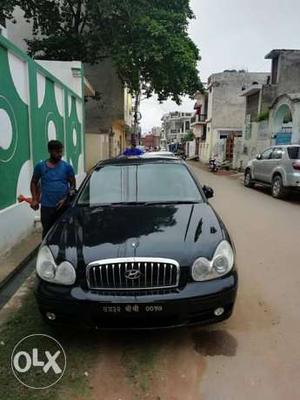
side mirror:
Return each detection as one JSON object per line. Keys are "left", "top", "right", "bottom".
{"left": 203, "top": 185, "right": 214, "bottom": 199}
{"left": 256, "top": 154, "right": 262, "bottom": 160}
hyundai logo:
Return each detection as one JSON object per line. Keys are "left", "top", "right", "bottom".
{"left": 130, "top": 239, "right": 139, "bottom": 248}
{"left": 125, "top": 269, "right": 142, "bottom": 280}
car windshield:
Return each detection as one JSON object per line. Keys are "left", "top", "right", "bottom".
{"left": 287, "top": 146, "right": 300, "bottom": 159}
{"left": 78, "top": 163, "right": 202, "bottom": 205}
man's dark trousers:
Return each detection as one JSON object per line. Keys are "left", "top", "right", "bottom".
{"left": 41, "top": 207, "right": 65, "bottom": 238}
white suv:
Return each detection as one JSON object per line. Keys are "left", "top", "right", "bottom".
{"left": 244, "top": 145, "right": 300, "bottom": 198}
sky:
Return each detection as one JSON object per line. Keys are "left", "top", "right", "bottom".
{"left": 140, "top": 0, "right": 300, "bottom": 133}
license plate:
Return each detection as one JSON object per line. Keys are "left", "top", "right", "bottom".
{"left": 101, "top": 304, "right": 163, "bottom": 314}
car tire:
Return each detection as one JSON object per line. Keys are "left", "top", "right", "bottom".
{"left": 272, "top": 175, "right": 288, "bottom": 199}
{"left": 244, "top": 169, "right": 254, "bottom": 188}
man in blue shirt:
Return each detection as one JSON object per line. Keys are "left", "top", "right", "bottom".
{"left": 30, "top": 140, "right": 76, "bottom": 238}
{"left": 123, "top": 143, "right": 144, "bottom": 156}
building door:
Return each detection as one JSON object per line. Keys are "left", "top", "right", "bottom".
{"left": 226, "top": 134, "right": 235, "bottom": 161}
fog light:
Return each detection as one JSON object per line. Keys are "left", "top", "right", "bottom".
{"left": 46, "top": 312, "right": 56, "bottom": 321}
{"left": 214, "top": 307, "right": 224, "bottom": 316}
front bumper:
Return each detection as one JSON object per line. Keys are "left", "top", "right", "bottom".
{"left": 35, "top": 272, "right": 238, "bottom": 330}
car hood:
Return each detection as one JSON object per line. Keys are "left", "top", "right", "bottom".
{"left": 47, "top": 203, "right": 228, "bottom": 268}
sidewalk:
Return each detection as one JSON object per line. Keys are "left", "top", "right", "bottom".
{"left": 0, "top": 231, "right": 40, "bottom": 289}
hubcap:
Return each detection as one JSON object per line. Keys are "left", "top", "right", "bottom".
{"left": 245, "top": 173, "right": 250, "bottom": 185}
{"left": 273, "top": 179, "right": 281, "bottom": 196}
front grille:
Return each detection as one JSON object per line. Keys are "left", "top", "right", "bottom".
{"left": 86, "top": 258, "right": 180, "bottom": 291}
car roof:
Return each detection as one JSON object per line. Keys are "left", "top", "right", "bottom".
{"left": 95, "top": 156, "right": 184, "bottom": 169}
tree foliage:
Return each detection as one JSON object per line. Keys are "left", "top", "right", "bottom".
{"left": 3, "top": 0, "right": 202, "bottom": 102}
{"left": 182, "top": 131, "right": 194, "bottom": 142}
{"left": 0, "top": 0, "right": 17, "bottom": 25}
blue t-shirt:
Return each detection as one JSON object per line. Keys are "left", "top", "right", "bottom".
{"left": 33, "top": 160, "right": 75, "bottom": 207}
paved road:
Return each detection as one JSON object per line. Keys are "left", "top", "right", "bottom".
{"left": 189, "top": 163, "right": 300, "bottom": 400}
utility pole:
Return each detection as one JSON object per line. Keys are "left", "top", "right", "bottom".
{"left": 132, "top": 83, "right": 142, "bottom": 145}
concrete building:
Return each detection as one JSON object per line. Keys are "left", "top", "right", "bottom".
{"left": 160, "top": 130, "right": 167, "bottom": 149}
{"left": 161, "top": 112, "right": 192, "bottom": 144}
{"left": 151, "top": 126, "right": 162, "bottom": 137}
{"left": 142, "top": 127, "right": 161, "bottom": 150}
{"left": 190, "top": 90, "right": 208, "bottom": 158}
{"left": 142, "top": 134, "right": 155, "bottom": 149}
{"left": 233, "top": 50, "right": 300, "bottom": 169}
{"left": 197, "top": 71, "right": 269, "bottom": 163}
{"left": 151, "top": 127, "right": 162, "bottom": 148}
{"left": 84, "top": 62, "right": 133, "bottom": 169}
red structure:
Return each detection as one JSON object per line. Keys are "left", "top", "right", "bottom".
{"left": 143, "top": 134, "right": 160, "bottom": 150}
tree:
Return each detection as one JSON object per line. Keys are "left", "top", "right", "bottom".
{"left": 15, "top": 1, "right": 94, "bottom": 62}
{"left": 182, "top": 131, "right": 194, "bottom": 143}
{"left": 0, "top": 0, "right": 17, "bottom": 25}
{"left": 91, "top": 0, "right": 202, "bottom": 103}
{"left": 4, "top": 0, "right": 202, "bottom": 103}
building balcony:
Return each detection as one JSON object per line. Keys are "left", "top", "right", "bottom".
{"left": 191, "top": 114, "right": 207, "bottom": 126}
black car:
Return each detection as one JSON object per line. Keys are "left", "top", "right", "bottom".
{"left": 35, "top": 157, "right": 238, "bottom": 329}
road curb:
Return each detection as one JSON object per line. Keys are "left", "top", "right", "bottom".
{"left": 0, "top": 244, "right": 40, "bottom": 292}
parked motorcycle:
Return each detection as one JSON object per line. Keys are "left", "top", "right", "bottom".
{"left": 209, "top": 158, "right": 219, "bottom": 172}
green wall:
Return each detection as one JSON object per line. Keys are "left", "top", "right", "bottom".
{"left": 0, "top": 35, "right": 84, "bottom": 211}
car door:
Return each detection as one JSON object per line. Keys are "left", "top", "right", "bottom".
{"left": 253, "top": 148, "right": 273, "bottom": 182}
{"left": 265, "top": 147, "right": 284, "bottom": 183}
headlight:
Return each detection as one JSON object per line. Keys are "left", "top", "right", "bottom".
{"left": 36, "top": 246, "right": 76, "bottom": 285}
{"left": 191, "top": 257, "right": 211, "bottom": 281}
{"left": 55, "top": 261, "right": 76, "bottom": 285}
{"left": 192, "top": 240, "right": 234, "bottom": 281}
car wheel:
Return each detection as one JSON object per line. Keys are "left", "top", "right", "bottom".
{"left": 244, "top": 169, "right": 254, "bottom": 188}
{"left": 272, "top": 175, "right": 288, "bottom": 199}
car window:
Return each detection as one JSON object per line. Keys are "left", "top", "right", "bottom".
{"left": 78, "top": 163, "right": 203, "bottom": 205}
{"left": 271, "top": 148, "right": 283, "bottom": 159}
{"left": 287, "top": 147, "right": 300, "bottom": 159}
{"left": 261, "top": 148, "right": 273, "bottom": 160}
{"left": 136, "top": 164, "right": 201, "bottom": 202}
{"left": 79, "top": 166, "right": 124, "bottom": 204}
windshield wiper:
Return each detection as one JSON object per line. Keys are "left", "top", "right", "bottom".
{"left": 77, "top": 200, "right": 200, "bottom": 207}
{"left": 92, "top": 202, "right": 148, "bottom": 207}
{"left": 111, "top": 201, "right": 147, "bottom": 206}
{"left": 143, "top": 200, "right": 201, "bottom": 206}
